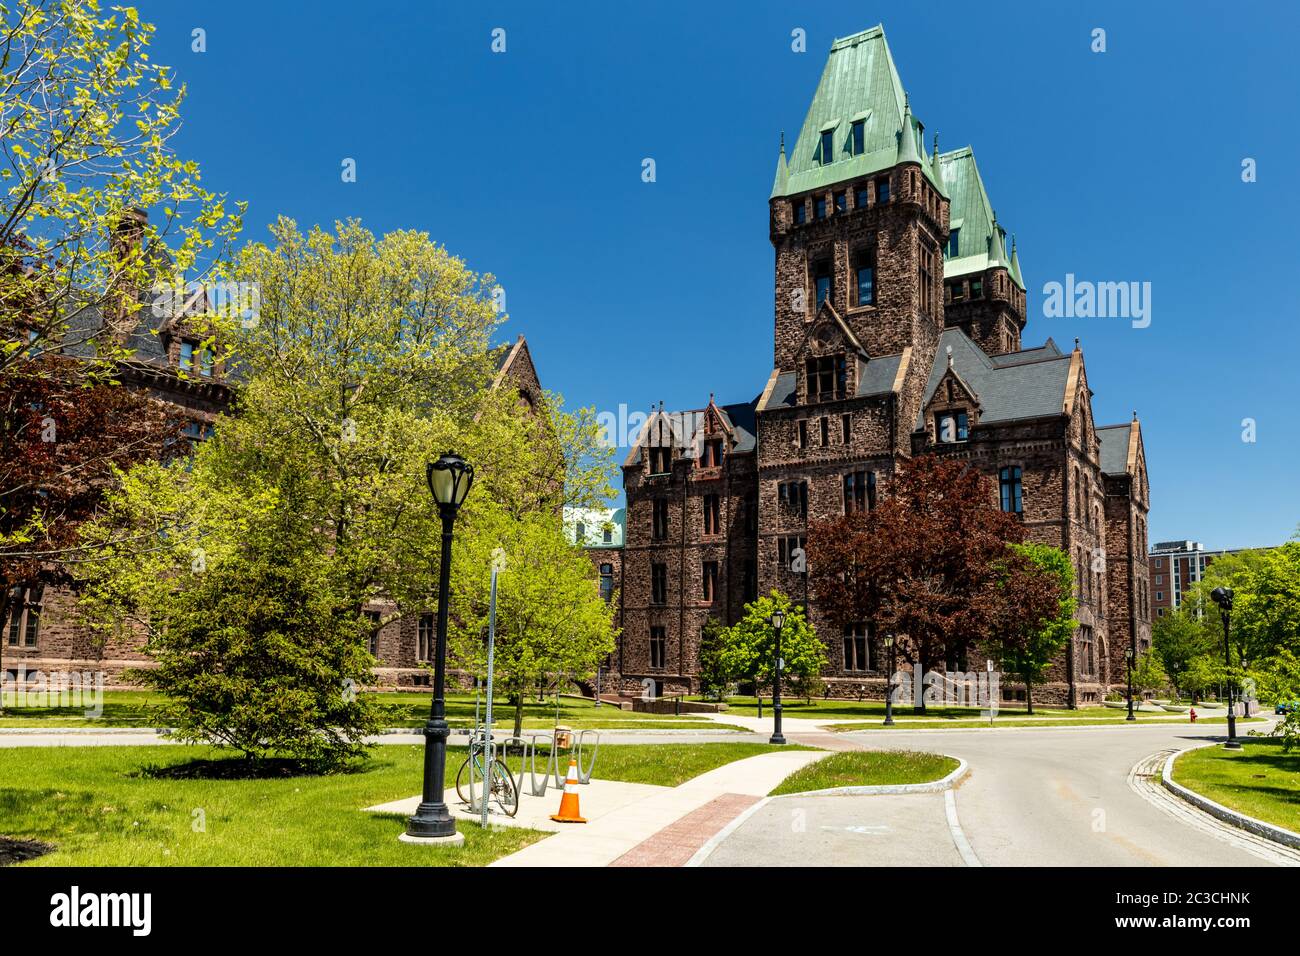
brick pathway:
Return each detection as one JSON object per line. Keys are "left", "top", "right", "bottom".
{"left": 609, "top": 793, "right": 759, "bottom": 866}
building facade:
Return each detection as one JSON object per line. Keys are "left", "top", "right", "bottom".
{"left": 599, "top": 26, "right": 1151, "bottom": 706}
{"left": 1148, "top": 540, "right": 1265, "bottom": 617}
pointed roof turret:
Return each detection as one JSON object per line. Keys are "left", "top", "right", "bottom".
{"left": 987, "top": 212, "right": 1005, "bottom": 269}
{"left": 896, "top": 92, "right": 922, "bottom": 166}
{"left": 929, "top": 134, "right": 948, "bottom": 198}
{"left": 770, "top": 132, "right": 789, "bottom": 199}
{"left": 1009, "top": 234, "right": 1025, "bottom": 290}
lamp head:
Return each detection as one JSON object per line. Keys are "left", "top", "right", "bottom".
{"left": 1210, "top": 586, "right": 1233, "bottom": 610}
{"left": 426, "top": 451, "right": 474, "bottom": 511}
{"left": 770, "top": 609, "right": 786, "bottom": 631}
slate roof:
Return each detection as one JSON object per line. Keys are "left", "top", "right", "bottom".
{"left": 623, "top": 398, "right": 759, "bottom": 467}
{"left": 917, "top": 328, "right": 1072, "bottom": 429}
{"left": 762, "top": 351, "right": 905, "bottom": 410}
{"left": 1097, "top": 423, "right": 1135, "bottom": 476}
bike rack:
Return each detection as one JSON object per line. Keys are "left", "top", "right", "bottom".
{"left": 575, "top": 730, "right": 600, "bottom": 784}
{"left": 503, "top": 732, "right": 555, "bottom": 797}
{"left": 462, "top": 731, "right": 496, "bottom": 813}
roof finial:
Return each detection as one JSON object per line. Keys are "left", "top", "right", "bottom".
{"left": 1074, "top": 337, "right": 1080, "bottom": 350}
{"left": 1133, "top": 409, "right": 1138, "bottom": 422}
{"left": 946, "top": 344, "right": 953, "bottom": 369}
{"left": 709, "top": 391, "right": 715, "bottom": 405}
{"left": 779, "top": 130, "right": 785, "bottom": 154}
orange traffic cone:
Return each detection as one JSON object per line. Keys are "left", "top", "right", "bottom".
{"left": 550, "top": 757, "right": 587, "bottom": 824}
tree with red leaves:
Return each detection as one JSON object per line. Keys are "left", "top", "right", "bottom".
{"left": 0, "top": 348, "right": 179, "bottom": 696}
{"left": 808, "top": 454, "right": 1025, "bottom": 711}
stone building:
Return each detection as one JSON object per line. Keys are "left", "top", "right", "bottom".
{"left": 603, "top": 25, "right": 1151, "bottom": 705}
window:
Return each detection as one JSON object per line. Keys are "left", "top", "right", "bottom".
{"left": 649, "top": 627, "right": 667, "bottom": 669}
{"left": 363, "top": 610, "right": 382, "bottom": 657}
{"left": 919, "top": 246, "right": 936, "bottom": 316}
{"left": 875, "top": 177, "right": 890, "bottom": 204}
{"left": 649, "top": 446, "right": 672, "bottom": 474}
{"left": 599, "top": 564, "right": 615, "bottom": 603}
{"left": 777, "top": 480, "right": 808, "bottom": 518}
{"left": 182, "top": 421, "right": 214, "bottom": 442}
{"left": 844, "top": 471, "right": 875, "bottom": 514}
{"left": 417, "top": 612, "right": 435, "bottom": 661}
{"left": 702, "top": 438, "right": 724, "bottom": 468}
{"left": 843, "top": 623, "right": 872, "bottom": 672}
{"left": 999, "top": 466, "right": 1023, "bottom": 514}
{"left": 575, "top": 521, "right": 586, "bottom": 542}
{"left": 841, "top": 413, "right": 851, "bottom": 444}
{"left": 820, "top": 417, "right": 829, "bottom": 446}
{"left": 744, "top": 493, "right": 758, "bottom": 534}
{"left": 652, "top": 499, "right": 669, "bottom": 540}
{"left": 819, "top": 129, "right": 834, "bottom": 165}
{"left": 853, "top": 250, "right": 875, "bottom": 306}
{"left": 1156, "top": 591, "right": 1163, "bottom": 602}
{"left": 651, "top": 563, "right": 668, "bottom": 605}
{"left": 1157, "top": 607, "right": 1165, "bottom": 617}
{"left": 794, "top": 199, "right": 806, "bottom": 225}
{"left": 603, "top": 527, "right": 613, "bottom": 544}
{"left": 743, "top": 560, "right": 757, "bottom": 602}
{"left": 798, "top": 419, "right": 808, "bottom": 449}
{"left": 833, "top": 191, "right": 846, "bottom": 214}
{"left": 971, "top": 277, "right": 983, "bottom": 299}
{"left": 703, "top": 493, "right": 721, "bottom": 535}
{"left": 850, "top": 119, "right": 865, "bottom": 155}
{"left": 702, "top": 561, "right": 719, "bottom": 603}
{"left": 806, "top": 354, "right": 847, "bottom": 402}
{"left": 855, "top": 185, "right": 869, "bottom": 209}
{"left": 947, "top": 227, "right": 960, "bottom": 258}
{"left": 5, "top": 586, "right": 42, "bottom": 647}
{"left": 1155, "top": 559, "right": 1163, "bottom": 570}
{"left": 949, "top": 280, "right": 965, "bottom": 303}
{"left": 777, "top": 535, "right": 807, "bottom": 574}
{"left": 179, "top": 340, "right": 213, "bottom": 377}
{"left": 936, "top": 411, "right": 969, "bottom": 443}
{"left": 814, "top": 195, "right": 827, "bottom": 220}
{"left": 812, "top": 260, "right": 831, "bottom": 309}
{"left": 1155, "top": 574, "right": 1163, "bottom": 585}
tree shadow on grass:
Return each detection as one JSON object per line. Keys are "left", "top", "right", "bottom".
{"left": 0, "top": 837, "right": 54, "bottom": 866}
{"left": 133, "top": 755, "right": 373, "bottom": 781}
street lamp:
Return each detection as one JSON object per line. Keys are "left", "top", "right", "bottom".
{"left": 769, "top": 608, "right": 786, "bottom": 745}
{"left": 883, "top": 633, "right": 896, "bottom": 726}
{"left": 403, "top": 451, "right": 475, "bottom": 844}
{"left": 1125, "top": 645, "right": 1136, "bottom": 721}
{"left": 1210, "top": 586, "right": 1241, "bottom": 750}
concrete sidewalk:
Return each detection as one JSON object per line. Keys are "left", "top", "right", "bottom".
{"left": 490, "top": 749, "right": 827, "bottom": 867}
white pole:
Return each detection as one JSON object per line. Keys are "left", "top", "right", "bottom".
{"left": 482, "top": 563, "right": 498, "bottom": 830}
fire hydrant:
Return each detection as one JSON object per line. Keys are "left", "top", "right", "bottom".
{"left": 1189, "top": 708, "right": 1197, "bottom": 724}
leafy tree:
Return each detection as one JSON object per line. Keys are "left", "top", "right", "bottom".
{"left": 719, "top": 591, "right": 827, "bottom": 699}
{"left": 448, "top": 511, "right": 617, "bottom": 739}
{"left": 1181, "top": 655, "right": 1222, "bottom": 705}
{"left": 1152, "top": 610, "right": 1212, "bottom": 700}
{"left": 978, "top": 543, "right": 1076, "bottom": 714}
{"left": 696, "top": 617, "right": 730, "bottom": 701}
{"left": 809, "top": 455, "right": 1023, "bottom": 711}
{"left": 127, "top": 535, "right": 384, "bottom": 770}
{"left": 1131, "top": 649, "right": 1169, "bottom": 696}
{"left": 77, "top": 219, "right": 614, "bottom": 758}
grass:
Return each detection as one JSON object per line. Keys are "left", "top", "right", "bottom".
{"left": 1170, "top": 737, "right": 1300, "bottom": 834}
{"left": 768, "top": 750, "right": 958, "bottom": 795}
{"left": 0, "top": 741, "right": 800, "bottom": 866}
{"left": 0, "top": 689, "right": 741, "bottom": 732}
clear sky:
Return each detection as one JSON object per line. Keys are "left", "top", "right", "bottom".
{"left": 135, "top": 0, "right": 1299, "bottom": 549}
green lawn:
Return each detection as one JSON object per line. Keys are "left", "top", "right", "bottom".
{"left": 0, "top": 741, "right": 799, "bottom": 866}
{"left": 0, "top": 689, "right": 741, "bottom": 732}
{"left": 769, "top": 750, "right": 958, "bottom": 795}
{"left": 1170, "top": 738, "right": 1300, "bottom": 835}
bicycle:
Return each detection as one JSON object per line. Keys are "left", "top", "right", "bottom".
{"left": 455, "top": 736, "right": 519, "bottom": 817}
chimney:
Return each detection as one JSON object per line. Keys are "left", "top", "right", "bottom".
{"left": 109, "top": 207, "right": 148, "bottom": 342}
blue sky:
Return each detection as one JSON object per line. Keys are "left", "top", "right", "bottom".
{"left": 138, "top": 0, "right": 1299, "bottom": 549}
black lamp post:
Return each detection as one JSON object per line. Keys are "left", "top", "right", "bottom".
{"left": 403, "top": 451, "right": 474, "bottom": 844}
{"left": 1210, "top": 586, "right": 1241, "bottom": 750}
{"left": 1125, "top": 645, "right": 1136, "bottom": 721}
{"left": 769, "top": 608, "right": 786, "bottom": 745}
{"left": 883, "top": 633, "right": 896, "bottom": 726}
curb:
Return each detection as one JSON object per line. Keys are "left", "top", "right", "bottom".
{"left": 765, "top": 756, "right": 968, "bottom": 797}
{"left": 833, "top": 718, "right": 1273, "bottom": 735}
{"left": 0, "top": 727, "right": 169, "bottom": 735}
{"left": 1161, "top": 741, "right": 1300, "bottom": 851}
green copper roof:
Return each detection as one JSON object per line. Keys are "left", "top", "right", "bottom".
{"left": 773, "top": 25, "right": 912, "bottom": 198}
{"left": 929, "top": 134, "right": 948, "bottom": 199}
{"left": 937, "top": 146, "right": 1024, "bottom": 288}
{"left": 771, "top": 135, "right": 789, "bottom": 196}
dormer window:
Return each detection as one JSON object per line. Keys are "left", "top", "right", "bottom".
{"left": 851, "top": 120, "right": 865, "bottom": 155}
{"left": 814, "top": 195, "right": 827, "bottom": 220}
{"left": 806, "top": 354, "right": 847, "bottom": 403}
{"left": 875, "top": 177, "right": 890, "bottom": 204}
{"left": 819, "top": 129, "right": 834, "bottom": 165}
{"left": 575, "top": 521, "right": 586, "bottom": 542}
{"left": 834, "top": 191, "right": 846, "bottom": 214}
{"left": 947, "top": 227, "right": 960, "bottom": 258}
{"left": 794, "top": 200, "right": 806, "bottom": 225}
{"left": 649, "top": 446, "right": 672, "bottom": 475}
{"left": 702, "top": 438, "right": 724, "bottom": 468}
{"left": 936, "top": 410, "right": 969, "bottom": 443}
{"left": 179, "top": 339, "right": 214, "bottom": 377}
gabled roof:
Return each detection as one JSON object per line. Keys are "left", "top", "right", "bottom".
{"left": 622, "top": 398, "right": 759, "bottom": 467}
{"left": 916, "top": 329, "right": 1073, "bottom": 429}
{"left": 774, "top": 25, "right": 915, "bottom": 198}
{"left": 938, "top": 147, "right": 1024, "bottom": 290}
{"left": 1098, "top": 419, "right": 1142, "bottom": 477}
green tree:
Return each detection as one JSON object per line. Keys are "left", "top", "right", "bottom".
{"left": 696, "top": 617, "right": 730, "bottom": 701}
{"left": 1152, "top": 610, "right": 1211, "bottom": 700}
{"left": 719, "top": 592, "right": 827, "bottom": 700}
{"left": 1131, "top": 650, "right": 1169, "bottom": 696}
{"left": 978, "top": 543, "right": 1077, "bottom": 715}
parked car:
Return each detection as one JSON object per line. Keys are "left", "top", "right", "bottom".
{"left": 1274, "top": 701, "right": 1298, "bottom": 715}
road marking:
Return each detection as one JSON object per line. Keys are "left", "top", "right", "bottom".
{"left": 1128, "top": 750, "right": 1300, "bottom": 867}
{"left": 819, "top": 824, "right": 890, "bottom": 835}
{"left": 944, "top": 788, "right": 982, "bottom": 867}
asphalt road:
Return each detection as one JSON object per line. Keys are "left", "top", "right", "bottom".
{"left": 704, "top": 722, "right": 1297, "bottom": 867}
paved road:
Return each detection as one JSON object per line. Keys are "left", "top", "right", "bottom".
{"left": 704, "top": 722, "right": 1296, "bottom": 867}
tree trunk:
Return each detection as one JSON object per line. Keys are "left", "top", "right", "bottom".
{"left": 512, "top": 693, "right": 524, "bottom": 740}
{"left": 1026, "top": 681, "right": 1034, "bottom": 715}
{"left": 0, "top": 589, "right": 7, "bottom": 715}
